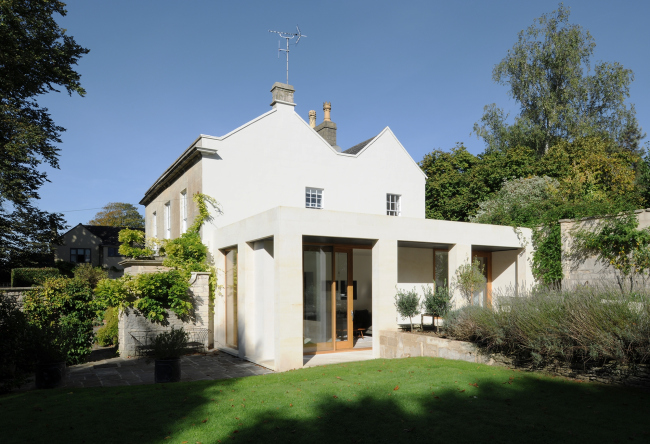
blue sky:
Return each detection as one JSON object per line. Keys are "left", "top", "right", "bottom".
{"left": 36, "top": 0, "right": 650, "bottom": 227}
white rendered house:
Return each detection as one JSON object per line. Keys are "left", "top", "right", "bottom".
{"left": 140, "top": 82, "right": 534, "bottom": 371}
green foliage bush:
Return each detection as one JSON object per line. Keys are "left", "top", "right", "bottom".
{"left": 10, "top": 267, "right": 59, "bottom": 287}
{"left": 95, "top": 270, "right": 191, "bottom": 325}
{"left": 23, "top": 276, "right": 99, "bottom": 365}
{"left": 394, "top": 288, "right": 420, "bottom": 332}
{"left": 0, "top": 294, "right": 35, "bottom": 393}
{"left": 453, "top": 259, "right": 486, "bottom": 305}
{"left": 118, "top": 228, "right": 154, "bottom": 259}
{"left": 421, "top": 284, "right": 452, "bottom": 318}
{"left": 73, "top": 263, "right": 108, "bottom": 289}
{"left": 95, "top": 307, "right": 118, "bottom": 347}
{"left": 148, "top": 327, "right": 189, "bottom": 360}
{"left": 444, "top": 285, "right": 650, "bottom": 368}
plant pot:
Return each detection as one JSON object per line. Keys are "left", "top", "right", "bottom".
{"left": 154, "top": 357, "right": 181, "bottom": 383}
{"left": 35, "top": 361, "right": 66, "bottom": 389}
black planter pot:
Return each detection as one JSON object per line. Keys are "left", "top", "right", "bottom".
{"left": 35, "top": 361, "right": 66, "bottom": 389}
{"left": 155, "top": 357, "right": 181, "bottom": 383}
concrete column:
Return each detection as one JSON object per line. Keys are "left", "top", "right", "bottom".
{"left": 372, "top": 239, "right": 398, "bottom": 358}
{"left": 213, "top": 249, "right": 226, "bottom": 348}
{"left": 239, "top": 241, "right": 256, "bottom": 360}
{"left": 516, "top": 247, "right": 534, "bottom": 295}
{"left": 273, "top": 233, "right": 303, "bottom": 371}
{"left": 448, "top": 243, "right": 472, "bottom": 309}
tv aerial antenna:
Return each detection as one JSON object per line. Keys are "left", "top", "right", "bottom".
{"left": 268, "top": 25, "right": 306, "bottom": 85}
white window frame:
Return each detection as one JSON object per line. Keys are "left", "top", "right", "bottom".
{"left": 180, "top": 190, "right": 187, "bottom": 234}
{"left": 164, "top": 202, "right": 171, "bottom": 239}
{"left": 305, "top": 187, "right": 324, "bottom": 209}
{"left": 386, "top": 193, "right": 401, "bottom": 216}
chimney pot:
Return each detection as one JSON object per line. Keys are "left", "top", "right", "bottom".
{"left": 323, "top": 102, "right": 331, "bottom": 122}
{"left": 315, "top": 102, "right": 338, "bottom": 150}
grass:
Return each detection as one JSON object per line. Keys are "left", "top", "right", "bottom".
{"left": 1, "top": 357, "right": 649, "bottom": 443}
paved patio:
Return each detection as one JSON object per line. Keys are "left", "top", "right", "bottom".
{"left": 19, "top": 350, "right": 272, "bottom": 390}
{"left": 303, "top": 349, "right": 375, "bottom": 367}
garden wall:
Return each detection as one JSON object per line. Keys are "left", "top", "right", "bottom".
{"left": 0, "top": 287, "right": 38, "bottom": 308}
{"left": 117, "top": 259, "right": 213, "bottom": 356}
{"left": 379, "top": 330, "right": 650, "bottom": 388}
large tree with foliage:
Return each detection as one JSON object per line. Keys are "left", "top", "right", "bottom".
{"left": 473, "top": 4, "right": 644, "bottom": 155}
{"left": 88, "top": 202, "right": 144, "bottom": 229}
{"left": 0, "top": 1, "right": 88, "bottom": 279}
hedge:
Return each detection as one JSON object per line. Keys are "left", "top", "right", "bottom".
{"left": 11, "top": 268, "right": 60, "bottom": 287}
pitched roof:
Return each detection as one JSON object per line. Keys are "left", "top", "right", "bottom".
{"left": 82, "top": 225, "right": 142, "bottom": 245}
{"left": 342, "top": 136, "right": 376, "bottom": 155}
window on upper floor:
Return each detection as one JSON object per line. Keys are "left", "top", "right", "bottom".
{"left": 305, "top": 187, "right": 323, "bottom": 209}
{"left": 70, "top": 248, "right": 91, "bottom": 263}
{"left": 164, "top": 202, "right": 171, "bottom": 239}
{"left": 180, "top": 190, "right": 188, "bottom": 234}
{"left": 152, "top": 211, "right": 157, "bottom": 237}
{"left": 387, "top": 194, "right": 401, "bottom": 216}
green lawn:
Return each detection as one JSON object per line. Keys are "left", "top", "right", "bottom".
{"left": 1, "top": 357, "right": 649, "bottom": 443}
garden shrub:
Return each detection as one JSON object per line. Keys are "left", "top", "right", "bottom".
{"left": 23, "top": 276, "right": 99, "bottom": 365}
{"left": 95, "top": 270, "right": 192, "bottom": 325}
{"left": 95, "top": 307, "right": 118, "bottom": 347}
{"left": 73, "top": 263, "right": 108, "bottom": 289}
{"left": 0, "top": 295, "right": 36, "bottom": 393}
{"left": 10, "top": 267, "right": 59, "bottom": 287}
{"left": 443, "top": 284, "right": 650, "bottom": 368}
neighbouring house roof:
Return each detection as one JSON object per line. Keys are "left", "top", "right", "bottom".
{"left": 62, "top": 224, "right": 143, "bottom": 246}
{"left": 343, "top": 136, "right": 377, "bottom": 155}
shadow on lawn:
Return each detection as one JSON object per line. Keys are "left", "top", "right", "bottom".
{"left": 2, "top": 362, "right": 650, "bottom": 444}
{"left": 153, "top": 370, "right": 650, "bottom": 444}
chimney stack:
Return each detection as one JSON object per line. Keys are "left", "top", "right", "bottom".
{"left": 270, "top": 82, "right": 295, "bottom": 108}
{"left": 315, "top": 102, "right": 340, "bottom": 151}
{"left": 309, "top": 110, "right": 316, "bottom": 128}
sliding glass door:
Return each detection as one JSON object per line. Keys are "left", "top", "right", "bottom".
{"left": 303, "top": 246, "right": 353, "bottom": 353}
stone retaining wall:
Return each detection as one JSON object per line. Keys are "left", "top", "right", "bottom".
{"left": 379, "top": 330, "right": 650, "bottom": 388}
{"left": 379, "top": 330, "right": 509, "bottom": 366}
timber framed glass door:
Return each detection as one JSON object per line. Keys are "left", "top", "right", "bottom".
{"left": 303, "top": 246, "right": 354, "bottom": 353}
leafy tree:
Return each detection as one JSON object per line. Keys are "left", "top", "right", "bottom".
{"left": 394, "top": 288, "right": 420, "bottom": 332}
{"left": 474, "top": 4, "right": 644, "bottom": 155}
{"left": 419, "top": 144, "right": 484, "bottom": 221}
{"left": 0, "top": 1, "right": 89, "bottom": 280}
{"left": 453, "top": 259, "right": 486, "bottom": 306}
{"left": 88, "top": 202, "right": 144, "bottom": 229}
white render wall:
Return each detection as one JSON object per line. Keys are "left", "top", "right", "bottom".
{"left": 210, "top": 206, "right": 534, "bottom": 371}
{"left": 197, "top": 101, "right": 425, "bottom": 231}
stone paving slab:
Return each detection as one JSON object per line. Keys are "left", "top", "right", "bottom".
{"left": 17, "top": 351, "right": 272, "bottom": 391}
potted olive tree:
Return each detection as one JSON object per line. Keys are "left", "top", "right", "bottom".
{"left": 148, "top": 327, "right": 189, "bottom": 383}
{"left": 394, "top": 287, "right": 420, "bottom": 332}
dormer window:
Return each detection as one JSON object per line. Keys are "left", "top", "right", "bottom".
{"left": 387, "top": 194, "right": 401, "bottom": 216}
{"left": 306, "top": 187, "right": 323, "bottom": 209}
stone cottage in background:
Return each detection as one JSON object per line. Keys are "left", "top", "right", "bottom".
{"left": 55, "top": 224, "right": 142, "bottom": 278}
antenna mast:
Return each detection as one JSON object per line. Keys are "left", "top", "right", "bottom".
{"left": 268, "top": 25, "right": 306, "bottom": 84}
